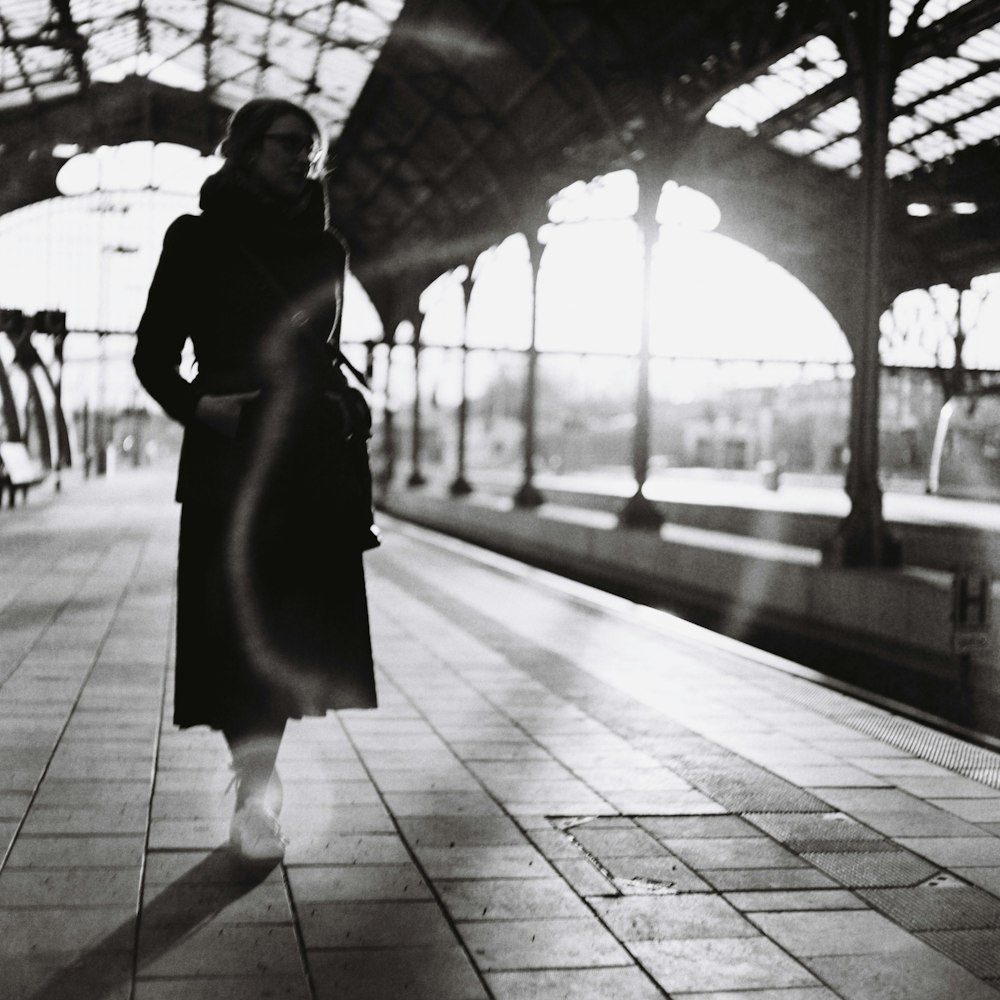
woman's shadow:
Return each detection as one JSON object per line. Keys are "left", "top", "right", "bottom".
{"left": 26, "top": 847, "right": 279, "bottom": 1000}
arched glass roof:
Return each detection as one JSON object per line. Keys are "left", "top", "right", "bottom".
{"left": 706, "top": 0, "right": 1000, "bottom": 183}
{"left": 0, "top": 0, "right": 403, "bottom": 132}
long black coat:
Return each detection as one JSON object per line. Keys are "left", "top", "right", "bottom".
{"left": 134, "top": 172, "right": 377, "bottom": 730}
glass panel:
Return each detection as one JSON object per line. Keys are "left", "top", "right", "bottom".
{"left": 463, "top": 349, "right": 527, "bottom": 486}
{"left": 535, "top": 353, "right": 635, "bottom": 479}
{"left": 650, "top": 357, "right": 850, "bottom": 480}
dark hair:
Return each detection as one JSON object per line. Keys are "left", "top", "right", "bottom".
{"left": 218, "top": 98, "right": 325, "bottom": 172}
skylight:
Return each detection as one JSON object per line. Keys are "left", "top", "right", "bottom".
{"left": 706, "top": 35, "right": 847, "bottom": 133}
{"left": 706, "top": 8, "right": 1000, "bottom": 180}
{"left": 0, "top": 0, "right": 405, "bottom": 136}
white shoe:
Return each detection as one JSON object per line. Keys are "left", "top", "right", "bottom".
{"left": 230, "top": 799, "right": 287, "bottom": 861}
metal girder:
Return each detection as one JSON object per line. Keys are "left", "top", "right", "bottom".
{"left": 758, "top": 0, "right": 1000, "bottom": 142}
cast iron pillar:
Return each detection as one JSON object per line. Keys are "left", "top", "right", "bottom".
{"left": 407, "top": 316, "right": 427, "bottom": 488}
{"left": 514, "top": 231, "right": 545, "bottom": 509}
{"left": 449, "top": 271, "right": 473, "bottom": 497}
{"left": 619, "top": 164, "right": 663, "bottom": 531}
{"left": 822, "top": 0, "right": 901, "bottom": 568}
{"left": 379, "top": 331, "right": 397, "bottom": 491}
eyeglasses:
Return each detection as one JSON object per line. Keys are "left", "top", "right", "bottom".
{"left": 263, "top": 131, "right": 322, "bottom": 163}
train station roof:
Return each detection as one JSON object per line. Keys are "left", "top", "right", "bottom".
{"left": 2, "top": 1, "right": 1000, "bottom": 336}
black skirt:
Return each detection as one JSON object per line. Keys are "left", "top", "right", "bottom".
{"left": 175, "top": 497, "right": 377, "bottom": 732}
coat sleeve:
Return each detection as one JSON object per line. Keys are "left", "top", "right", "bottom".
{"left": 133, "top": 215, "right": 206, "bottom": 426}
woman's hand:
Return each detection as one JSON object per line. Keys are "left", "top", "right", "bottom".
{"left": 194, "top": 391, "right": 259, "bottom": 438}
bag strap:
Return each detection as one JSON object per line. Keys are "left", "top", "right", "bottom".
{"left": 333, "top": 347, "right": 369, "bottom": 388}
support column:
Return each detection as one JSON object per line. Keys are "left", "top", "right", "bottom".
{"left": 822, "top": 0, "right": 901, "bottom": 568}
{"left": 379, "top": 331, "right": 396, "bottom": 491}
{"left": 407, "top": 315, "right": 427, "bottom": 488}
{"left": 514, "top": 231, "right": 545, "bottom": 509}
{"left": 619, "top": 165, "right": 663, "bottom": 530}
{"left": 449, "top": 272, "right": 473, "bottom": 497}
{"left": 0, "top": 310, "right": 24, "bottom": 442}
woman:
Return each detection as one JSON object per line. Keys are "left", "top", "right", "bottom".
{"left": 134, "top": 98, "right": 378, "bottom": 861}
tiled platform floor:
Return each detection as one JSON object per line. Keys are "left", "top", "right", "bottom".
{"left": 4, "top": 466, "right": 1000, "bottom": 999}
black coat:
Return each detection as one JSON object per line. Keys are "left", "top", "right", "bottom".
{"left": 134, "top": 173, "right": 349, "bottom": 505}
{"left": 134, "top": 172, "right": 377, "bottom": 728}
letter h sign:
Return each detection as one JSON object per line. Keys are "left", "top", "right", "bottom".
{"left": 952, "top": 570, "right": 992, "bottom": 654}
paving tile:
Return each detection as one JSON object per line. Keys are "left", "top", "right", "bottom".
{"left": 0, "top": 905, "right": 135, "bottom": 955}
{"left": 286, "top": 863, "right": 431, "bottom": 902}
{"left": 485, "top": 967, "right": 665, "bottom": 999}
{"left": 891, "top": 776, "right": 999, "bottom": 799}
{"left": 283, "top": 833, "right": 411, "bottom": 866}
{"left": 570, "top": 767, "right": 691, "bottom": 791}
{"left": 138, "top": 923, "right": 303, "bottom": 977}
{"left": 725, "top": 889, "right": 868, "bottom": 912}
{"left": 629, "top": 936, "right": 818, "bottom": 993}
{"left": 569, "top": 824, "right": 669, "bottom": 858}
{"left": 45, "top": 757, "right": 154, "bottom": 780}
{"left": 414, "top": 845, "right": 554, "bottom": 879}
{"left": 5, "top": 834, "right": 146, "bottom": 868}
{"left": 847, "top": 757, "right": 956, "bottom": 778}
{"left": 852, "top": 808, "right": 990, "bottom": 838}
{"left": 0, "top": 950, "right": 134, "bottom": 1000}
{"left": 32, "top": 780, "right": 152, "bottom": 807}
{"left": 380, "top": 791, "right": 506, "bottom": 816}
{"left": 0, "top": 868, "right": 142, "bottom": 907}
{"left": 600, "top": 853, "right": 713, "bottom": 892}
{"left": 521, "top": 827, "right": 588, "bottom": 860}
{"left": 308, "top": 946, "right": 488, "bottom": 1000}
{"left": 148, "top": 819, "right": 230, "bottom": 849}
{"left": 637, "top": 814, "right": 762, "bottom": 839}
{"left": 896, "top": 837, "right": 1000, "bottom": 868}
{"left": 19, "top": 804, "right": 149, "bottom": 835}
{"left": 437, "top": 877, "right": 592, "bottom": 920}
{"left": 449, "top": 741, "right": 553, "bottom": 762}
{"left": 929, "top": 798, "right": 1000, "bottom": 823}
{"left": 591, "top": 894, "right": 755, "bottom": 941}
{"left": 298, "top": 899, "right": 456, "bottom": 948}
{"left": 804, "top": 945, "right": 1000, "bottom": 1000}
{"left": 395, "top": 814, "right": 527, "bottom": 847}
{"left": 749, "top": 909, "right": 918, "bottom": 956}
{"left": 665, "top": 990, "right": 838, "bottom": 1000}
{"left": 953, "top": 867, "right": 1000, "bottom": 896}
{"left": 458, "top": 917, "right": 632, "bottom": 970}
{"left": 662, "top": 837, "right": 807, "bottom": 870}
{"left": 701, "top": 868, "right": 839, "bottom": 892}
{"left": 263, "top": 805, "right": 397, "bottom": 835}
{"left": 141, "top": 850, "right": 284, "bottom": 886}
{"left": 133, "top": 978, "right": 311, "bottom": 1000}
{"left": 0, "top": 791, "right": 34, "bottom": 819}
{"left": 467, "top": 761, "right": 578, "bottom": 783}
{"left": 551, "top": 858, "right": 618, "bottom": 897}
{"left": 141, "top": 880, "right": 290, "bottom": 925}
{"left": 814, "top": 787, "right": 933, "bottom": 812}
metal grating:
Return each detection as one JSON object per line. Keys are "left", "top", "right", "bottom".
{"left": 744, "top": 811, "right": 885, "bottom": 844}
{"left": 668, "top": 762, "right": 830, "bottom": 815}
{"left": 786, "top": 838, "right": 900, "bottom": 854}
{"left": 803, "top": 849, "right": 940, "bottom": 888}
{"left": 918, "top": 929, "right": 1000, "bottom": 977}
{"left": 859, "top": 885, "right": 1000, "bottom": 931}
{"left": 740, "top": 669, "right": 1000, "bottom": 791}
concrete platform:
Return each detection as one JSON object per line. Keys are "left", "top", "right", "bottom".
{"left": 4, "top": 465, "right": 1000, "bottom": 999}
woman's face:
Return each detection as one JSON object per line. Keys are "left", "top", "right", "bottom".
{"left": 249, "top": 113, "right": 319, "bottom": 201}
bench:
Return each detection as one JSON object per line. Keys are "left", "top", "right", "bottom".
{"left": 0, "top": 442, "right": 47, "bottom": 508}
